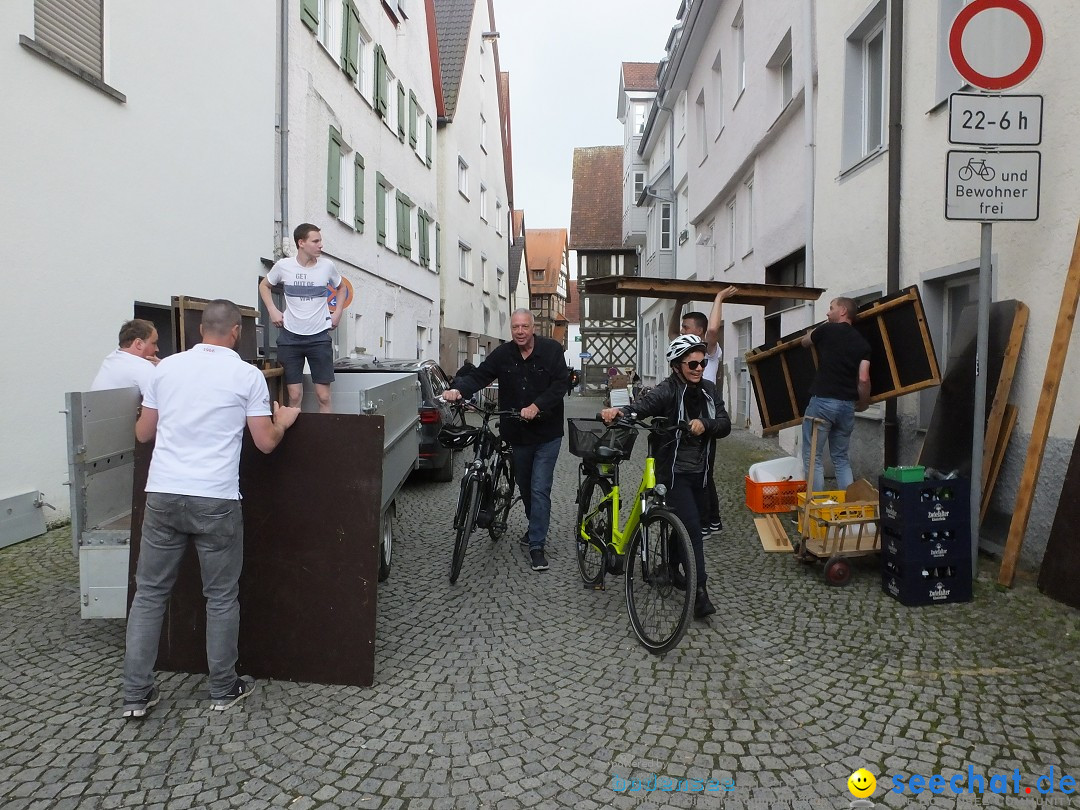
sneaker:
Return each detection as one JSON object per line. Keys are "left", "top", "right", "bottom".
{"left": 122, "top": 686, "right": 160, "bottom": 720}
{"left": 706, "top": 519, "right": 724, "bottom": 535}
{"left": 210, "top": 676, "right": 257, "bottom": 711}
{"left": 530, "top": 548, "right": 549, "bottom": 571}
{"left": 519, "top": 532, "right": 531, "bottom": 547}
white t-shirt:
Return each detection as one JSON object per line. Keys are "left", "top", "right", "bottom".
{"left": 266, "top": 256, "right": 342, "bottom": 335}
{"left": 702, "top": 343, "right": 723, "bottom": 385}
{"left": 90, "top": 349, "right": 156, "bottom": 396}
{"left": 143, "top": 344, "right": 272, "bottom": 499}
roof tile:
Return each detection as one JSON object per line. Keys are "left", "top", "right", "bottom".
{"left": 569, "top": 146, "right": 623, "bottom": 250}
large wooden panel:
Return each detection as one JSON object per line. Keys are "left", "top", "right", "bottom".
{"left": 581, "top": 277, "right": 824, "bottom": 305}
{"left": 129, "top": 414, "right": 382, "bottom": 687}
{"left": 172, "top": 295, "right": 259, "bottom": 363}
{"left": 1037, "top": 418, "right": 1080, "bottom": 608}
{"left": 746, "top": 286, "right": 941, "bottom": 435}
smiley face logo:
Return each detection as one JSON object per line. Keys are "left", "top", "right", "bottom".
{"left": 848, "top": 768, "right": 876, "bottom": 798}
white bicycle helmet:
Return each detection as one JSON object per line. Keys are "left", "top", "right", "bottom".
{"left": 666, "top": 334, "right": 708, "bottom": 365}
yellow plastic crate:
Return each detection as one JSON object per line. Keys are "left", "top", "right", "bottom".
{"left": 797, "top": 491, "right": 878, "bottom": 540}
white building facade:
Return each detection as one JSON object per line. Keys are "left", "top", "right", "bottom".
{"left": 1, "top": 1, "right": 276, "bottom": 529}
{"left": 286, "top": 0, "right": 441, "bottom": 362}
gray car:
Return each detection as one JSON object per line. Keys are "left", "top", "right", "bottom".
{"left": 333, "top": 357, "right": 461, "bottom": 481}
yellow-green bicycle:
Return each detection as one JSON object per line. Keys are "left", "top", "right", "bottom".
{"left": 569, "top": 415, "right": 695, "bottom": 654}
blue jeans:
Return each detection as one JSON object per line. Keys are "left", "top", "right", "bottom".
{"left": 123, "top": 493, "right": 244, "bottom": 700}
{"left": 802, "top": 397, "right": 856, "bottom": 492}
{"left": 512, "top": 437, "right": 561, "bottom": 550}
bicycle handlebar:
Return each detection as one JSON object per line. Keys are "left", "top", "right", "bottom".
{"left": 599, "top": 413, "right": 693, "bottom": 435}
{"left": 438, "top": 397, "right": 527, "bottom": 421}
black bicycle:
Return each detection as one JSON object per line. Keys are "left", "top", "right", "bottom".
{"left": 438, "top": 400, "right": 520, "bottom": 584}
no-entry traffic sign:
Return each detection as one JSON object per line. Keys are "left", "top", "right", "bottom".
{"left": 949, "top": 0, "right": 1043, "bottom": 91}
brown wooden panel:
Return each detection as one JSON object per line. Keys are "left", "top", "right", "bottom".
{"left": 1038, "top": 417, "right": 1080, "bottom": 608}
{"left": 172, "top": 295, "right": 260, "bottom": 363}
{"left": 581, "top": 277, "right": 824, "bottom": 305}
{"left": 129, "top": 414, "right": 382, "bottom": 687}
{"left": 746, "top": 286, "right": 941, "bottom": 434}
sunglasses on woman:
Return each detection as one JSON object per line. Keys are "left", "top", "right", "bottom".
{"left": 681, "top": 359, "right": 708, "bottom": 371}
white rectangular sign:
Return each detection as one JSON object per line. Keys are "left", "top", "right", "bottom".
{"left": 945, "top": 150, "right": 1040, "bottom": 222}
{"left": 949, "top": 93, "right": 1043, "bottom": 146}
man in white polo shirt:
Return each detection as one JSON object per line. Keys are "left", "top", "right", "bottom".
{"left": 260, "top": 223, "right": 346, "bottom": 413}
{"left": 90, "top": 319, "right": 160, "bottom": 396}
{"left": 121, "top": 300, "right": 300, "bottom": 720}
{"left": 669, "top": 286, "right": 737, "bottom": 536}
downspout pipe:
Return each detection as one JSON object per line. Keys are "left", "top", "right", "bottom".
{"left": 803, "top": 0, "right": 815, "bottom": 290}
{"left": 884, "top": 0, "right": 904, "bottom": 466}
{"left": 279, "top": 0, "right": 290, "bottom": 253}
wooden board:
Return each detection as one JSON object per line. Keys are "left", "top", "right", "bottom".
{"left": 580, "top": 277, "right": 824, "bottom": 305}
{"left": 129, "top": 414, "right": 383, "bottom": 687}
{"left": 1001, "top": 219, "right": 1080, "bottom": 586}
{"left": 1037, "top": 417, "right": 1080, "bottom": 608}
{"left": 746, "top": 286, "right": 941, "bottom": 435}
{"left": 173, "top": 295, "right": 259, "bottom": 363}
{"left": 981, "top": 404, "right": 1018, "bottom": 523}
{"left": 980, "top": 305, "right": 1029, "bottom": 487}
{"left": 754, "top": 514, "right": 792, "bottom": 552}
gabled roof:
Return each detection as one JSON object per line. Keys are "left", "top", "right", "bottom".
{"left": 622, "top": 62, "right": 659, "bottom": 91}
{"left": 432, "top": 0, "right": 477, "bottom": 121}
{"left": 525, "top": 228, "right": 567, "bottom": 295}
{"left": 569, "top": 146, "right": 624, "bottom": 251}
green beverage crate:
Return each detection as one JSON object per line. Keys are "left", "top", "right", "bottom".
{"left": 883, "top": 465, "right": 925, "bottom": 483}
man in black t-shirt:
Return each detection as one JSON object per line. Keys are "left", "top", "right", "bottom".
{"left": 799, "top": 297, "right": 871, "bottom": 492}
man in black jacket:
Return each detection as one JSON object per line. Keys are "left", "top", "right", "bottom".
{"left": 444, "top": 309, "right": 569, "bottom": 572}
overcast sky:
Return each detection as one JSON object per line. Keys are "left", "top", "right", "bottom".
{"left": 493, "top": 1, "right": 680, "bottom": 231}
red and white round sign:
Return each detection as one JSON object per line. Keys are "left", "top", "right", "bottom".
{"left": 949, "top": 0, "right": 1043, "bottom": 91}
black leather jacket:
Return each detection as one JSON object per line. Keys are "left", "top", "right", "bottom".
{"left": 619, "top": 372, "right": 731, "bottom": 487}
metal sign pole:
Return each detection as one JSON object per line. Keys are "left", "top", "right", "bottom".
{"left": 971, "top": 222, "right": 992, "bottom": 576}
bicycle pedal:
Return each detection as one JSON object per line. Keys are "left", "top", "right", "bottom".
{"left": 586, "top": 582, "right": 606, "bottom": 591}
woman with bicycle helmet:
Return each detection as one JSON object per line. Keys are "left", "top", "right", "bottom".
{"left": 600, "top": 334, "right": 731, "bottom": 618}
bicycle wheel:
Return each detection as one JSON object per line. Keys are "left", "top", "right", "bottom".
{"left": 488, "top": 455, "right": 515, "bottom": 541}
{"left": 450, "top": 474, "right": 482, "bottom": 584}
{"left": 576, "top": 476, "right": 612, "bottom": 586}
{"left": 625, "top": 508, "right": 695, "bottom": 655}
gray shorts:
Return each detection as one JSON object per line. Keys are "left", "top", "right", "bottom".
{"left": 277, "top": 329, "right": 334, "bottom": 385}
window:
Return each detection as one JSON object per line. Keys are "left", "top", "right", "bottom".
{"left": 733, "top": 7, "right": 746, "bottom": 96}
{"left": 459, "top": 243, "right": 472, "bottom": 282}
{"left": 736, "top": 319, "right": 753, "bottom": 423}
{"left": 396, "top": 81, "right": 407, "bottom": 142}
{"left": 660, "top": 203, "right": 672, "bottom": 251}
{"left": 409, "top": 91, "right": 419, "bottom": 151}
{"left": 841, "top": 1, "right": 887, "bottom": 169}
{"left": 316, "top": 0, "right": 342, "bottom": 57}
{"left": 495, "top": 200, "right": 503, "bottom": 235}
{"left": 633, "top": 102, "right": 647, "bottom": 135}
{"left": 425, "top": 116, "right": 433, "bottom": 167}
{"left": 764, "top": 249, "right": 806, "bottom": 345}
{"left": 532, "top": 270, "right": 544, "bottom": 282}
{"left": 712, "top": 49, "right": 725, "bottom": 134}
{"left": 634, "top": 171, "right": 646, "bottom": 199}
{"left": 935, "top": 0, "right": 966, "bottom": 106}
{"left": 497, "top": 267, "right": 506, "bottom": 298}
{"left": 767, "top": 31, "right": 794, "bottom": 113}
{"left": 696, "top": 90, "right": 708, "bottom": 162}
{"left": 481, "top": 255, "right": 489, "bottom": 291}
{"left": 781, "top": 52, "right": 794, "bottom": 107}
{"left": 341, "top": 2, "right": 364, "bottom": 83}
{"left": 373, "top": 45, "right": 389, "bottom": 118}
{"left": 726, "top": 197, "right": 737, "bottom": 265}
{"left": 416, "top": 326, "right": 427, "bottom": 360}
{"left": 457, "top": 333, "right": 469, "bottom": 370}
{"left": 384, "top": 66, "right": 398, "bottom": 132}
{"left": 744, "top": 176, "right": 754, "bottom": 253}
{"left": 396, "top": 191, "right": 413, "bottom": 258}
{"left": 327, "top": 127, "right": 344, "bottom": 218}
{"left": 384, "top": 313, "right": 393, "bottom": 356}
{"left": 480, "top": 113, "right": 488, "bottom": 152}
{"left": 458, "top": 157, "right": 469, "bottom": 198}
{"left": 480, "top": 183, "right": 488, "bottom": 222}
{"left": 26, "top": 0, "right": 120, "bottom": 97}
{"left": 353, "top": 22, "right": 372, "bottom": 100}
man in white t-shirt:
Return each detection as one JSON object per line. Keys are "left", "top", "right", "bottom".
{"left": 90, "top": 319, "right": 160, "bottom": 396}
{"left": 669, "top": 286, "right": 737, "bottom": 536}
{"left": 259, "top": 223, "right": 346, "bottom": 413}
{"left": 121, "top": 300, "right": 300, "bottom": 720}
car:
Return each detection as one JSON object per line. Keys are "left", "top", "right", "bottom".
{"left": 333, "top": 357, "right": 461, "bottom": 482}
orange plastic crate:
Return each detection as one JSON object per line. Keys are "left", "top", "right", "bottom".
{"left": 745, "top": 475, "right": 806, "bottom": 513}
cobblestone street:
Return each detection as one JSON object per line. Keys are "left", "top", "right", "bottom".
{"left": 2, "top": 395, "right": 1079, "bottom": 810}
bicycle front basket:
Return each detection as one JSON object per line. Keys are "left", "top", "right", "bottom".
{"left": 567, "top": 418, "right": 637, "bottom": 463}
{"left": 438, "top": 424, "right": 479, "bottom": 449}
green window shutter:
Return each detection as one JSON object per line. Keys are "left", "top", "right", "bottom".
{"left": 435, "top": 222, "right": 441, "bottom": 272}
{"left": 354, "top": 153, "right": 365, "bottom": 231}
{"left": 418, "top": 210, "right": 428, "bottom": 265}
{"left": 327, "top": 127, "right": 342, "bottom": 217}
{"left": 375, "top": 47, "right": 387, "bottom": 117}
{"left": 342, "top": 1, "right": 360, "bottom": 80}
{"left": 396, "top": 195, "right": 405, "bottom": 253}
{"left": 397, "top": 83, "right": 406, "bottom": 142}
{"left": 301, "top": 0, "right": 319, "bottom": 32}
{"left": 425, "top": 117, "right": 433, "bottom": 167}
{"left": 408, "top": 92, "right": 418, "bottom": 148}
{"left": 375, "top": 173, "right": 386, "bottom": 245}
